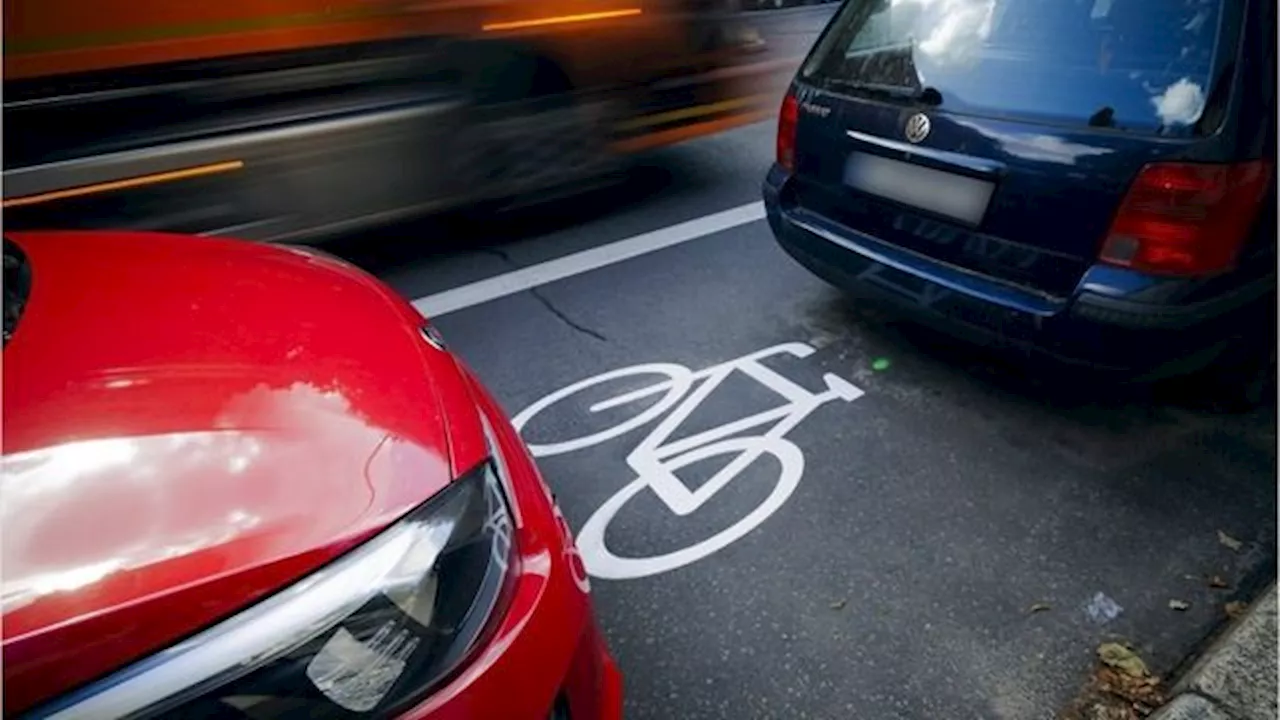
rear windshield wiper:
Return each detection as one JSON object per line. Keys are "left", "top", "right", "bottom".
{"left": 818, "top": 78, "right": 942, "bottom": 106}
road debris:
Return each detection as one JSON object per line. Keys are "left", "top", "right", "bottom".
{"left": 1028, "top": 602, "right": 1052, "bottom": 614}
{"left": 1225, "top": 601, "right": 1248, "bottom": 619}
{"left": 1086, "top": 592, "right": 1124, "bottom": 624}
{"left": 1065, "top": 643, "right": 1165, "bottom": 720}
{"left": 1168, "top": 599, "right": 1190, "bottom": 611}
{"left": 1217, "top": 530, "right": 1244, "bottom": 552}
{"left": 829, "top": 599, "right": 847, "bottom": 611}
{"left": 871, "top": 357, "right": 891, "bottom": 372}
{"left": 1098, "top": 643, "right": 1149, "bottom": 678}
{"left": 1208, "top": 575, "right": 1229, "bottom": 589}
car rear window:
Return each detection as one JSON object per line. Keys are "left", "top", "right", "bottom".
{"left": 801, "top": 0, "right": 1237, "bottom": 135}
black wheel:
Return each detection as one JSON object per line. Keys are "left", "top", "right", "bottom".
{"left": 447, "top": 42, "right": 614, "bottom": 209}
{"left": 451, "top": 41, "right": 573, "bottom": 105}
{"left": 1181, "top": 322, "right": 1278, "bottom": 413}
{"left": 1216, "top": 341, "right": 1277, "bottom": 411}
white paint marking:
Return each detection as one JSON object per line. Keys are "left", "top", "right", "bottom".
{"left": 512, "top": 342, "right": 866, "bottom": 580}
{"left": 412, "top": 201, "right": 765, "bottom": 317}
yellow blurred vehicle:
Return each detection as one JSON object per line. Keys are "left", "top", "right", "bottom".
{"left": 4, "top": 0, "right": 770, "bottom": 239}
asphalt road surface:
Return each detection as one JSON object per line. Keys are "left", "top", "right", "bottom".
{"left": 331, "top": 7, "right": 1278, "bottom": 718}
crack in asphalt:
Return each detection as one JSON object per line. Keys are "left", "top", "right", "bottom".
{"left": 481, "top": 247, "right": 608, "bottom": 342}
{"left": 529, "top": 287, "right": 609, "bottom": 342}
{"left": 482, "top": 247, "right": 516, "bottom": 265}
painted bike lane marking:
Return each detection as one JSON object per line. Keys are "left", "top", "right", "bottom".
{"left": 512, "top": 342, "right": 866, "bottom": 580}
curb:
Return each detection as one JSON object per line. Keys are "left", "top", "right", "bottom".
{"left": 1151, "top": 584, "right": 1278, "bottom": 720}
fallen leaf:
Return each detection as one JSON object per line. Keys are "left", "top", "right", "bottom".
{"left": 829, "top": 599, "right": 847, "bottom": 611}
{"left": 1168, "top": 599, "right": 1190, "bottom": 611}
{"left": 1225, "top": 601, "right": 1247, "bottom": 619}
{"left": 871, "top": 357, "right": 891, "bottom": 372}
{"left": 1208, "top": 576, "right": 1230, "bottom": 589}
{"left": 1065, "top": 653, "right": 1166, "bottom": 720}
{"left": 1217, "top": 530, "right": 1244, "bottom": 552}
{"left": 1028, "top": 602, "right": 1051, "bottom": 614}
{"left": 1097, "top": 642, "right": 1149, "bottom": 678}
{"left": 1096, "top": 666, "right": 1165, "bottom": 708}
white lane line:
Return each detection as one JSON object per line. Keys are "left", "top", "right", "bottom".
{"left": 412, "top": 201, "right": 766, "bottom": 317}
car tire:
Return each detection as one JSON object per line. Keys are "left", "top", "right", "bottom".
{"left": 449, "top": 43, "right": 571, "bottom": 188}
{"left": 1223, "top": 342, "right": 1276, "bottom": 411}
{"left": 1184, "top": 334, "right": 1277, "bottom": 413}
{"left": 447, "top": 42, "right": 618, "bottom": 214}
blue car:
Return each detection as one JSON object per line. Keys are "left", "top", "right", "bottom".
{"left": 764, "top": 0, "right": 1276, "bottom": 400}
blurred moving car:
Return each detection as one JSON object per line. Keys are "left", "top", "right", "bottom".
{"left": 1, "top": 231, "right": 622, "bottom": 719}
{"left": 764, "top": 0, "right": 1276, "bottom": 400}
{"left": 740, "top": 0, "right": 837, "bottom": 13}
{"left": 3, "top": 0, "right": 770, "bottom": 240}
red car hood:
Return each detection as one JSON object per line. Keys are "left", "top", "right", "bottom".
{"left": 2, "top": 231, "right": 475, "bottom": 713}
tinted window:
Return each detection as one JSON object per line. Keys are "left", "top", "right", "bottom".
{"left": 802, "top": 0, "right": 1234, "bottom": 135}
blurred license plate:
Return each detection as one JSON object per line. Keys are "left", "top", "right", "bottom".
{"left": 843, "top": 151, "right": 994, "bottom": 225}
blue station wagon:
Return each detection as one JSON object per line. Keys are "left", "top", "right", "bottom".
{"left": 764, "top": 0, "right": 1276, "bottom": 398}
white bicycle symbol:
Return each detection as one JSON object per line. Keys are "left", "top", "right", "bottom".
{"left": 512, "top": 342, "right": 865, "bottom": 580}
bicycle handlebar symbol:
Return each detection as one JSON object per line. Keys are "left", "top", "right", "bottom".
{"left": 512, "top": 342, "right": 865, "bottom": 580}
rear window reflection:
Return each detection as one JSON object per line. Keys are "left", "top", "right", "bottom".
{"left": 802, "top": 0, "right": 1234, "bottom": 135}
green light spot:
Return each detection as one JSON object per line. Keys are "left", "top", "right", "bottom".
{"left": 872, "top": 357, "right": 891, "bottom": 371}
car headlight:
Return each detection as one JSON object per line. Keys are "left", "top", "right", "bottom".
{"left": 35, "top": 461, "right": 516, "bottom": 720}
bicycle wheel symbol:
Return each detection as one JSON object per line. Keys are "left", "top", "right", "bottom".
{"left": 513, "top": 343, "right": 864, "bottom": 580}
{"left": 512, "top": 363, "right": 694, "bottom": 458}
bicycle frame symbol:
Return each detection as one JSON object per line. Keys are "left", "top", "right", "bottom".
{"left": 513, "top": 342, "right": 866, "bottom": 580}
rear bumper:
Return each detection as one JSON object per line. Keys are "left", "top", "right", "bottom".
{"left": 764, "top": 167, "right": 1274, "bottom": 379}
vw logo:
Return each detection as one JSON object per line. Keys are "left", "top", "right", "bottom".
{"left": 903, "top": 113, "right": 931, "bottom": 143}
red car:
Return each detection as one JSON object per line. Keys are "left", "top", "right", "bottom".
{"left": 2, "top": 231, "right": 623, "bottom": 719}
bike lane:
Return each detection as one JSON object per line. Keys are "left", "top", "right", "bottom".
{"left": 426, "top": 220, "right": 1277, "bottom": 719}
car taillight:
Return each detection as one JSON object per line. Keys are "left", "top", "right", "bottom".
{"left": 1099, "top": 160, "right": 1272, "bottom": 276}
{"left": 776, "top": 92, "right": 799, "bottom": 173}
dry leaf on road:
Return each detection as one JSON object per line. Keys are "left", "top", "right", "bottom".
{"left": 1097, "top": 642, "right": 1149, "bottom": 678}
{"left": 1208, "top": 576, "right": 1229, "bottom": 589}
{"left": 1225, "top": 601, "right": 1247, "bottom": 619}
{"left": 1028, "top": 602, "right": 1051, "bottom": 614}
{"left": 1168, "top": 599, "right": 1190, "bottom": 611}
{"left": 1065, "top": 645, "right": 1165, "bottom": 720}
